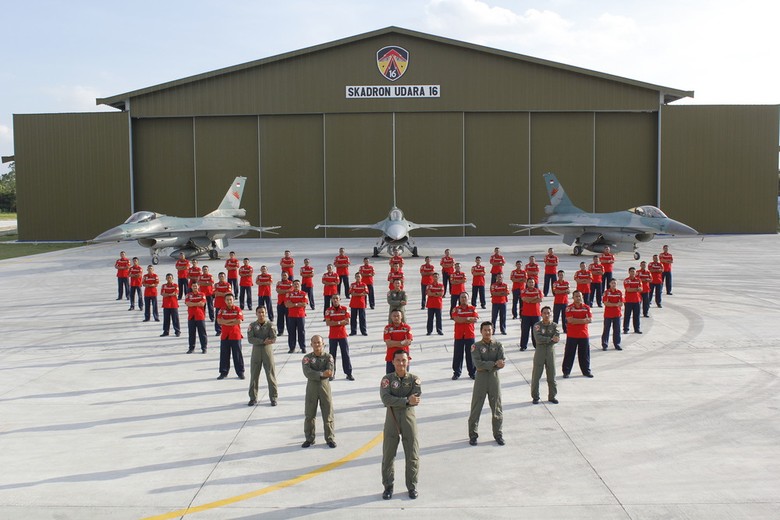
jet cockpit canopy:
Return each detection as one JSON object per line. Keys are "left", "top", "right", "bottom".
{"left": 124, "top": 211, "right": 160, "bottom": 224}
{"left": 629, "top": 206, "right": 667, "bottom": 219}
{"left": 389, "top": 208, "right": 404, "bottom": 221}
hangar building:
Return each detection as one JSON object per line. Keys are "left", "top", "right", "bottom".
{"left": 12, "top": 26, "right": 779, "bottom": 242}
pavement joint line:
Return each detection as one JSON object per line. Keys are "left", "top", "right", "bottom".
{"left": 140, "top": 432, "right": 384, "bottom": 520}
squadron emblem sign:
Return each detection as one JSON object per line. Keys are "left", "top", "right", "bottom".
{"left": 376, "top": 46, "right": 409, "bottom": 81}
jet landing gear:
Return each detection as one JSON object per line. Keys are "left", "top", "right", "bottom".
{"left": 573, "top": 246, "right": 583, "bottom": 256}
{"left": 208, "top": 249, "right": 219, "bottom": 260}
{"left": 633, "top": 251, "right": 641, "bottom": 260}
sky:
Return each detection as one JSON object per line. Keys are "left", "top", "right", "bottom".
{"left": 2, "top": 0, "right": 778, "bottom": 175}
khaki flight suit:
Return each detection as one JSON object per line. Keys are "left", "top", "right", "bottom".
{"left": 302, "top": 351, "right": 335, "bottom": 443}
{"left": 468, "top": 339, "right": 505, "bottom": 440}
{"left": 247, "top": 319, "right": 278, "bottom": 402}
{"left": 531, "top": 321, "right": 560, "bottom": 401}
{"left": 380, "top": 371, "right": 421, "bottom": 491}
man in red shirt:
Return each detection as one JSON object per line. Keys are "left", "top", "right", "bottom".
{"left": 420, "top": 256, "right": 436, "bottom": 309}
{"left": 637, "top": 260, "right": 653, "bottom": 318}
{"left": 425, "top": 272, "right": 445, "bottom": 335}
{"left": 440, "top": 248, "right": 455, "bottom": 297}
{"left": 489, "top": 247, "right": 505, "bottom": 285}
{"left": 185, "top": 283, "right": 207, "bottom": 354}
{"left": 660, "top": 244, "right": 674, "bottom": 295}
{"left": 198, "top": 265, "right": 215, "bottom": 322}
{"left": 276, "top": 271, "right": 293, "bottom": 336}
{"left": 525, "top": 256, "right": 540, "bottom": 286}
{"left": 299, "top": 258, "right": 315, "bottom": 310}
{"left": 324, "top": 294, "right": 354, "bottom": 381}
{"left": 286, "top": 279, "right": 309, "bottom": 353}
{"left": 160, "top": 273, "right": 180, "bottom": 337}
{"left": 359, "top": 258, "right": 376, "bottom": 310}
{"left": 322, "top": 264, "right": 339, "bottom": 314}
{"left": 142, "top": 265, "right": 160, "bottom": 322}
{"left": 471, "top": 256, "right": 486, "bottom": 309}
{"left": 520, "top": 278, "right": 543, "bottom": 351}
{"left": 451, "top": 292, "right": 478, "bottom": 379}
{"left": 542, "top": 248, "right": 559, "bottom": 297}
{"left": 224, "top": 251, "right": 240, "bottom": 296}
{"left": 490, "top": 273, "right": 509, "bottom": 335}
{"left": 588, "top": 256, "right": 604, "bottom": 307}
{"left": 449, "top": 263, "right": 467, "bottom": 316}
{"left": 334, "top": 248, "right": 351, "bottom": 298}
{"left": 217, "top": 293, "right": 244, "bottom": 380}
{"left": 601, "top": 279, "right": 623, "bottom": 350}
{"left": 238, "top": 258, "right": 254, "bottom": 311}
{"left": 213, "top": 272, "right": 232, "bottom": 336}
{"left": 600, "top": 246, "right": 616, "bottom": 293}
{"left": 510, "top": 260, "right": 526, "bottom": 320}
{"left": 648, "top": 254, "right": 665, "bottom": 308}
{"left": 623, "top": 267, "right": 643, "bottom": 334}
{"left": 348, "top": 273, "right": 368, "bottom": 336}
{"left": 562, "top": 290, "right": 593, "bottom": 378}
{"left": 552, "top": 270, "right": 570, "bottom": 333}
{"left": 280, "top": 250, "right": 295, "bottom": 281}
{"left": 255, "top": 265, "right": 274, "bottom": 320}
{"left": 114, "top": 251, "right": 130, "bottom": 301}
{"left": 128, "top": 257, "right": 144, "bottom": 311}
{"left": 174, "top": 252, "right": 190, "bottom": 300}
{"left": 383, "top": 310, "right": 413, "bottom": 374}
{"left": 573, "top": 262, "right": 592, "bottom": 305}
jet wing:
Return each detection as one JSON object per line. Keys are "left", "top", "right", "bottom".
{"left": 408, "top": 223, "right": 476, "bottom": 231}
{"left": 128, "top": 225, "right": 280, "bottom": 239}
{"left": 314, "top": 224, "right": 383, "bottom": 231}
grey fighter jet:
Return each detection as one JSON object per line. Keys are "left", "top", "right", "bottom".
{"left": 511, "top": 172, "right": 698, "bottom": 260}
{"left": 94, "top": 176, "right": 279, "bottom": 264}
{"left": 315, "top": 207, "right": 475, "bottom": 257}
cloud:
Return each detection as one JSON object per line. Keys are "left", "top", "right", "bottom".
{"left": 38, "top": 85, "right": 113, "bottom": 112}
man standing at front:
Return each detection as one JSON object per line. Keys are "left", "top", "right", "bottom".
{"left": 325, "top": 295, "right": 354, "bottom": 381}
{"left": 142, "top": 265, "right": 160, "bottom": 322}
{"left": 128, "top": 257, "right": 143, "bottom": 311}
{"left": 247, "top": 307, "right": 277, "bottom": 406}
{"left": 302, "top": 335, "right": 336, "bottom": 448}
{"left": 451, "top": 292, "right": 478, "bottom": 380}
{"left": 334, "top": 247, "right": 351, "bottom": 298}
{"left": 217, "top": 294, "right": 244, "bottom": 380}
{"left": 660, "top": 244, "right": 674, "bottom": 295}
{"left": 114, "top": 251, "right": 130, "bottom": 301}
{"left": 562, "top": 291, "right": 593, "bottom": 378}
{"left": 286, "top": 279, "right": 308, "bottom": 353}
{"left": 185, "top": 283, "right": 207, "bottom": 354}
{"left": 468, "top": 322, "right": 505, "bottom": 447}
{"left": 380, "top": 349, "right": 421, "bottom": 500}
{"left": 531, "top": 306, "right": 560, "bottom": 404}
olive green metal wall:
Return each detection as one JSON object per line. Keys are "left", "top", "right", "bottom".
{"left": 14, "top": 112, "right": 130, "bottom": 240}
{"left": 660, "top": 105, "right": 779, "bottom": 233}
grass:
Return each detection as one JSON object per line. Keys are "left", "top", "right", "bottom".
{"left": 0, "top": 212, "right": 17, "bottom": 220}
{"left": 0, "top": 233, "right": 86, "bottom": 260}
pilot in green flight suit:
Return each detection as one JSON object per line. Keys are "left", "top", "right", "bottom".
{"left": 301, "top": 335, "right": 336, "bottom": 448}
{"left": 468, "top": 321, "right": 505, "bottom": 446}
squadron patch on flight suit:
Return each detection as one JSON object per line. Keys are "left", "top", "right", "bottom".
{"left": 481, "top": 347, "right": 487, "bottom": 353}
{"left": 391, "top": 380, "right": 400, "bottom": 389}
{"left": 303, "top": 357, "right": 310, "bottom": 364}
{"left": 381, "top": 378, "right": 390, "bottom": 388}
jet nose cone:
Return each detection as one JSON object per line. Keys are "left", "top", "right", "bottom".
{"left": 386, "top": 223, "right": 407, "bottom": 241}
{"left": 94, "top": 226, "right": 126, "bottom": 242}
{"left": 666, "top": 220, "right": 698, "bottom": 236}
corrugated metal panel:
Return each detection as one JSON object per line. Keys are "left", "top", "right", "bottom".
{"left": 322, "top": 113, "right": 394, "bottom": 238}
{"left": 126, "top": 33, "right": 663, "bottom": 118}
{"left": 464, "top": 112, "right": 530, "bottom": 235}
{"left": 660, "top": 105, "right": 779, "bottom": 233}
{"left": 133, "top": 118, "right": 195, "bottom": 216}
{"left": 394, "top": 112, "right": 463, "bottom": 237}
{"left": 193, "top": 117, "right": 261, "bottom": 233}
{"left": 530, "top": 113, "right": 594, "bottom": 225}
{"left": 14, "top": 112, "right": 130, "bottom": 240}
{"left": 258, "top": 115, "right": 324, "bottom": 237}
{"left": 595, "top": 112, "right": 657, "bottom": 211}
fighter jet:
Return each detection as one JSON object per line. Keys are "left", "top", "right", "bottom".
{"left": 511, "top": 172, "right": 698, "bottom": 259}
{"left": 315, "top": 207, "right": 475, "bottom": 257}
{"left": 94, "top": 176, "right": 279, "bottom": 264}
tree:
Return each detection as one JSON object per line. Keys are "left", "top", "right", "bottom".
{"left": 0, "top": 162, "right": 16, "bottom": 213}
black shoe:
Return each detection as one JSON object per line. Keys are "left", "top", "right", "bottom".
{"left": 215, "top": 332, "right": 220, "bottom": 336}
{"left": 520, "top": 346, "right": 527, "bottom": 351}
{"left": 186, "top": 348, "right": 194, "bottom": 354}
{"left": 549, "top": 398, "right": 559, "bottom": 404}
{"left": 248, "top": 400, "right": 256, "bottom": 406}
{"left": 500, "top": 332, "right": 506, "bottom": 335}
{"left": 142, "top": 319, "right": 150, "bottom": 322}
{"left": 452, "top": 374, "right": 459, "bottom": 380}
{"left": 300, "top": 349, "right": 306, "bottom": 353}
{"left": 175, "top": 331, "right": 181, "bottom": 337}
{"left": 563, "top": 373, "right": 570, "bottom": 378}
{"left": 160, "top": 333, "right": 169, "bottom": 337}
{"left": 346, "top": 374, "right": 355, "bottom": 381}
{"left": 623, "top": 330, "right": 629, "bottom": 334}
{"left": 426, "top": 332, "right": 432, "bottom": 336}
{"left": 437, "top": 331, "right": 443, "bottom": 335}
{"left": 301, "top": 440, "right": 314, "bottom": 448}
{"left": 217, "top": 374, "right": 226, "bottom": 380}
{"left": 635, "top": 331, "right": 642, "bottom": 334}
{"left": 532, "top": 398, "right": 540, "bottom": 404}
{"left": 495, "top": 436, "right": 505, "bottom": 446}
{"left": 657, "top": 304, "right": 663, "bottom": 308}
{"left": 469, "top": 437, "right": 477, "bottom": 446}
{"left": 288, "top": 349, "right": 295, "bottom": 353}
{"left": 469, "top": 374, "right": 475, "bottom": 380}
{"left": 328, "top": 377, "right": 335, "bottom": 381}
{"left": 128, "top": 307, "right": 134, "bottom": 311}
{"left": 349, "top": 332, "right": 357, "bottom": 336}
{"left": 602, "top": 346, "right": 608, "bottom": 351}
{"left": 361, "top": 333, "right": 367, "bottom": 336}
{"left": 327, "top": 440, "right": 337, "bottom": 448}
{"left": 154, "top": 319, "right": 160, "bottom": 322}
{"left": 201, "top": 349, "right": 207, "bottom": 354}
{"left": 238, "top": 374, "right": 245, "bottom": 380}
{"left": 408, "top": 489, "right": 418, "bottom": 499}
{"left": 382, "top": 486, "right": 393, "bottom": 500}
{"left": 116, "top": 297, "right": 122, "bottom": 301}
{"left": 584, "top": 373, "right": 594, "bottom": 378}
{"left": 270, "top": 399, "right": 277, "bottom": 406}
{"left": 615, "top": 346, "right": 623, "bottom": 350}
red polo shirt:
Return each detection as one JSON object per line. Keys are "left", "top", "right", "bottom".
{"left": 565, "top": 303, "right": 592, "bottom": 338}
{"left": 161, "top": 282, "right": 178, "bottom": 308}
{"left": 426, "top": 282, "right": 444, "bottom": 309}
{"left": 490, "top": 282, "right": 508, "bottom": 304}
{"left": 603, "top": 289, "right": 623, "bottom": 318}
{"left": 219, "top": 306, "right": 244, "bottom": 340}
{"left": 239, "top": 265, "right": 254, "bottom": 287}
{"left": 623, "top": 277, "right": 642, "bottom": 303}
{"left": 521, "top": 287, "right": 543, "bottom": 316}
{"left": 471, "top": 265, "right": 486, "bottom": 287}
{"left": 553, "top": 279, "right": 570, "bottom": 305}
{"left": 185, "top": 292, "right": 206, "bottom": 321}
{"left": 115, "top": 257, "right": 130, "bottom": 277}
{"left": 256, "top": 273, "right": 273, "bottom": 296}
{"left": 420, "top": 263, "right": 436, "bottom": 285}
{"left": 325, "top": 305, "right": 350, "bottom": 339}
{"left": 383, "top": 323, "right": 413, "bottom": 361}
{"left": 322, "top": 272, "right": 339, "bottom": 296}
{"left": 142, "top": 273, "right": 159, "bottom": 297}
{"left": 349, "top": 282, "right": 368, "bottom": 309}
{"left": 358, "top": 264, "right": 375, "bottom": 285}
{"left": 451, "top": 304, "right": 478, "bottom": 339}
{"left": 543, "top": 254, "right": 559, "bottom": 275}
{"left": 286, "top": 290, "right": 308, "bottom": 317}
{"left": 224, "top": 258, "right": 239, "bottom": 280}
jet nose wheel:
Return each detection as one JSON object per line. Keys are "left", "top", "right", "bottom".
{"left": 208, "top": 249, "right": 219, "bottom": 260}
{"left": 373, "top": 247, "right": 379, "bottom": 258}
{"left": 573, "top": 246, "right": 583, "bottom": 256}
{"left": 411, "top": 246, "right": 418, "bottom": 257}
{"left": 152, "top": 255, "right": 159, "bottom": 265}
{"left": 634, "top": 251, "right": 641, "bottom": 260}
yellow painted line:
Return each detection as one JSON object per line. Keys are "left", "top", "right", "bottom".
{"left": 142, "top": 432, "right": 383, "bottom": 520}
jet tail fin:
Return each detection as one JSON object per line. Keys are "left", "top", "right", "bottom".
{"left": 543, "top": 172, "right": 582, "bottom": 215}
{"left": 205, "top": 177, "right": 247, "bottom": 217}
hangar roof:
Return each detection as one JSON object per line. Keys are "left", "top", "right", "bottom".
{"left": 97, "top": 26, "right": 694, "bottom": 111}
